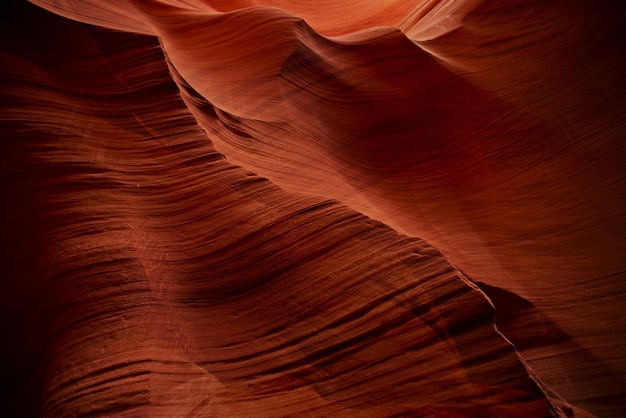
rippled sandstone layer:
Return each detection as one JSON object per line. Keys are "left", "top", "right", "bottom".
{"left": 2, "top": 0, "right": 625, "bottom": 416}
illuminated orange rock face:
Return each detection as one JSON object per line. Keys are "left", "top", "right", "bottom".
{"left": 2, "top": 0, "right": 624, "bottom": 416}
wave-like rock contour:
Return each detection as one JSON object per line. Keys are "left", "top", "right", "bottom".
{"left": 2, "top": 0, "right": 625, "bottom": 416}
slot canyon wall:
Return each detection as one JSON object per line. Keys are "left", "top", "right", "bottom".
{"left": 1, "top": 0, "right": 625, "bottom": 416}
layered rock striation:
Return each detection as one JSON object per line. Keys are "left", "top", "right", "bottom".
{"left": 2, "top": 0, "right": 625, "bottom": 416}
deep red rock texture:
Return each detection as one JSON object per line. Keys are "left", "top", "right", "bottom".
{"left": 2, "top": 0, "right": 625, "bottom": 416}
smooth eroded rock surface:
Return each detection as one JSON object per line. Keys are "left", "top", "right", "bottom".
{"left": 2, "top": 0, "right": 625, "bottom": 416}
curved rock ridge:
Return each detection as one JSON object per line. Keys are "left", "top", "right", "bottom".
{"left": 1, "top": 3, "right": 562, "bottom": 416}
{"left": 3, "top": 0, "right": 625, "bottom": 416}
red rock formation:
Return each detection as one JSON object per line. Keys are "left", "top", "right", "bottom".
{"left": 2, "top": 0, "right": 624, "bottom": 416}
